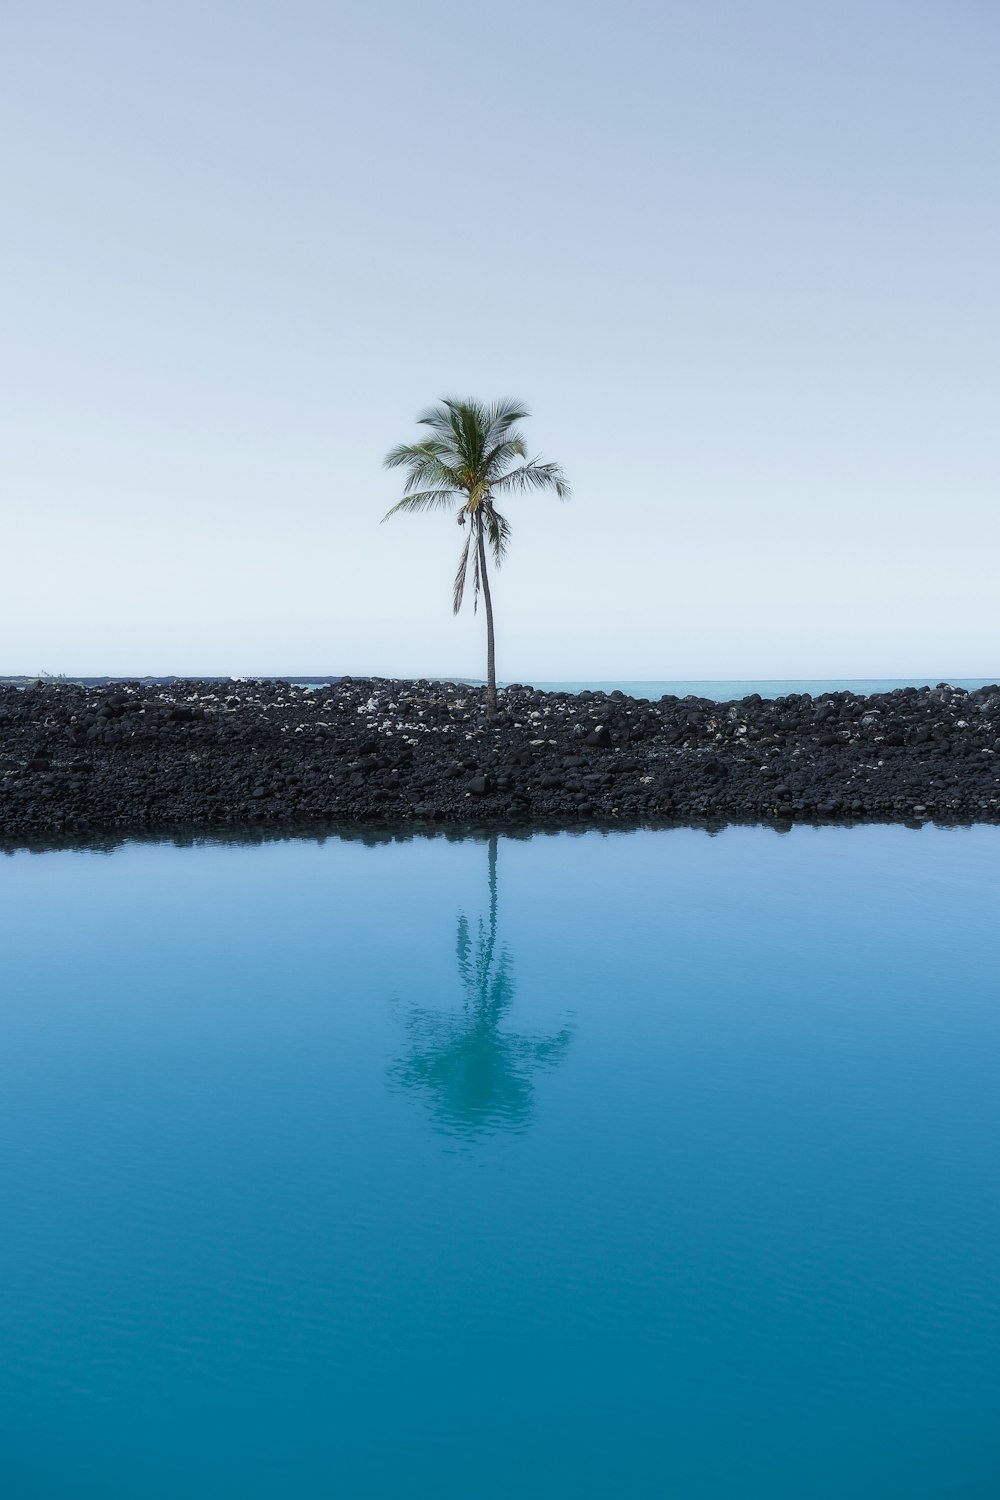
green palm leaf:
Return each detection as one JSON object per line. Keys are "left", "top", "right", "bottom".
{"left": 453, "top": 528, "right": 473, "bottom": 615}
{"left": 382, "top": 488, "right": 461, "bottom": 519}
{"left": 490, "top": 459, "right": 570, "bottom": 498}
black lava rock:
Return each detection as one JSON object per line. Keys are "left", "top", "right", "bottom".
{"left": 585, "top": 725, "right": 612, "bottom": 748}
{"left": 1, "top": 676, "right": 999, "bottom": 843}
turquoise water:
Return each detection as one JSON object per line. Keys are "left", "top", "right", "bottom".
{"left": 533, "top": 678, "right": 999, "bottom": 699}
{"left": 2, "top": 827, "right": 999, "bottom": 1497}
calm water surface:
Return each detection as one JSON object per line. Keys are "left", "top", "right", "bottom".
{"left": 2, "top": 826, "right": 998, "bottom": 1497}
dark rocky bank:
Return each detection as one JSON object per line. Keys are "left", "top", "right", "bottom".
{"left": 2, "top": 677, "right": 1000, "bottom": 845}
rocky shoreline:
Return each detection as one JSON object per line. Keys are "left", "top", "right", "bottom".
{"left": 2, "top": 677, "right": 999, "bottom": 845}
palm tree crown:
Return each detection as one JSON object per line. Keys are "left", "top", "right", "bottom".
{"left": 382, "top": 397, "right": 569, "bottom": 714}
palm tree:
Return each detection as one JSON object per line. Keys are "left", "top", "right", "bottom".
{"left": 383, "top": 397, "right": 569, "bottom": 716}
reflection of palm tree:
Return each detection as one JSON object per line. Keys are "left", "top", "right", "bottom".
{"left": 390, "top": 836, "right": 572, "bottom": 1139}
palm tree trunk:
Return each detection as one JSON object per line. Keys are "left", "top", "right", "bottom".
{"left": 476, "top": 519, "right": 498, "bottom": 717}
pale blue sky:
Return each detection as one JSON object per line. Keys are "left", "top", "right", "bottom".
{"left": 2, "top": 1, "right": 997, "bottom": 679}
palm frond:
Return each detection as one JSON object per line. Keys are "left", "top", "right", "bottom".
{"left": 483, "top": 399, "right": 531, "bottom": 447}
{"left": 455, "top": 399, "right": 489, "bottom": 473}
{"left": 384, "top": 440, "right": 463, "bottom": 492}
{"left": 453, "top": 528, "right": 473, "bottom": 614}
{"left": 402, "top": 458, "right": 464, "bottom": 495}
{"left": 482, "top": 436, "right": 528, "bottom": 478}
{"left": 416, "top": 398, "right": 481, "bottom": 466}
{"left": 490, "top": 458, "right": 571, "bottom": 499}
{"left": 416, "top": 398, "right": 467, "bottom": 438}
{"left": 483, "top": 504, "right": 512, "bottom": 565}
{"left": 382, "top": 488, "right": 461, "bottom": 521}
{"left": 384, "top": 439, "right": 445, "bottom": 469}
{"left": 471, "top": 539, "right": 481, "bottom": 614}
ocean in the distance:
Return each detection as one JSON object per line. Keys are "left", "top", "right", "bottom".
{"left": 531, "top": 677, "right": 998, "bottom": 699}
{"left": 2, "top": 826, "right": 999, "bottom": 1497}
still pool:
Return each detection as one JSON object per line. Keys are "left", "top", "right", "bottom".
{"left": 1, "top": 826, "right": 998, "bottom": 1497}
